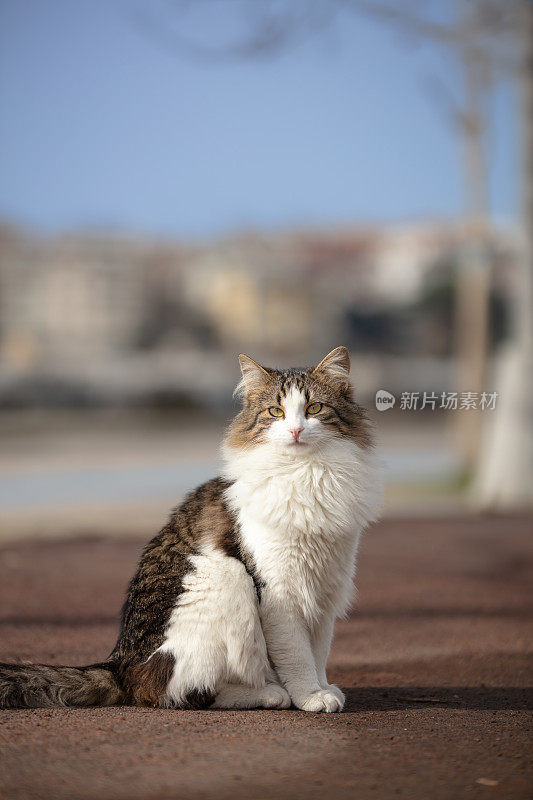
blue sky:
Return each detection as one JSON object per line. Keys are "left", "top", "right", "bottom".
{"left": 0, "top": 0, "right": 517, "bottom": 237}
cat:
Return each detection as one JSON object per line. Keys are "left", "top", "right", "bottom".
{"left": 0, "top": 346, "right": 382, "bottom": 713}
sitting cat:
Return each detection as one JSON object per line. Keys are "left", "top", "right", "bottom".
{"left": 0, "top": 347, "right": 381, "bottom": 713}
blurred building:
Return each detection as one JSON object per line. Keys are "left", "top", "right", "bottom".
{"left": 0, "top": 221, "right": 520, "bottom": 407}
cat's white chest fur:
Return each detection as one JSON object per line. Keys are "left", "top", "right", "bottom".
{"left": 223, "top": 438, "right": 382, "bottom": 623}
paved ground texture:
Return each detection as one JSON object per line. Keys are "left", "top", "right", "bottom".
{"left": 0, "top": 515, "right": 531, "bottom": 800}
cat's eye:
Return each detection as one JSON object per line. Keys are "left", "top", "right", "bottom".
{"left": 306, "top": 402, "right": 323, "bottom": 415}
{"left": 268, "top": 406, "right": 284, "bottom": 418}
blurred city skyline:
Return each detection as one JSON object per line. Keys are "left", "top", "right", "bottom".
{"left": 0, "top": 217, "right": 519, "bottom": 411}
{"left": 0, "top": 0, "right": 518, "bottom": 238}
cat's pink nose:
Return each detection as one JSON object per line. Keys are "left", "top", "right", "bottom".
{"left": 290, "top": 428, "right": 304, "bottom": 442}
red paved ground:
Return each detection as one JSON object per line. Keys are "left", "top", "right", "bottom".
{"left": 0, "top": 515, "right": 531, "bottom": 800}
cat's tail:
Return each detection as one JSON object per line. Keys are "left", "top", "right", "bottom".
{"left": 0, "top": 661, "right": 124, "bottom": 708}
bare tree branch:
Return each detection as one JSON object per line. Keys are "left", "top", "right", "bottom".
{"left": 131, "top": 0, "right": 341, "bottom": 63}
{"left": 131, "top": 0, "right": 522, "bottom": 75}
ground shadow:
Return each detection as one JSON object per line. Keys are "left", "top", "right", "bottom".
{"left": 352, "top": 606, "right": 533, "bottom": 620}
{"left": 0, "top": 615, "right": 118, "bottom": 627}
{"left": 343, "top": 686, "right": 533, "bottom": 711}
{"left": 3, "top": 603, "right": 532, "bottom": 628}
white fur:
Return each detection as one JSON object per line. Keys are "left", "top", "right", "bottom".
{"left": 156, "top": 545, "right": 283, "bottom": 708}
{"left": 223, "top": 436, "right": 381, "bottom": 621}
{"left": 222, "top": 389, "right": 382, "bottom": 711}
{"left": 156, "top": 385, "right": 382, "bottom": 712}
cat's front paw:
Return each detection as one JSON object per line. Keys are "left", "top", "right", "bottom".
{"left": 299, "top": 689, "right": 344, "bottom": 713}
{"left": 321, "top": 683, "right": 345, "bottom": 706}
{"left": 260, "top": 684, "right": 291, "bottom": 709}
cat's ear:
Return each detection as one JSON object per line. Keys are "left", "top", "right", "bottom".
{"left": 235, "top": 354, "right": 272, "bottom": 397}
{"left": 312, "top": 346, "right": 350, "bottom": 382}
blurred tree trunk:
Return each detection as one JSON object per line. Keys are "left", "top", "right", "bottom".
{"left": 454, "top": 40, "right": 491, "bottom": 468}
{"left": 471, "top": 0, "right": 533, "bottom": 508}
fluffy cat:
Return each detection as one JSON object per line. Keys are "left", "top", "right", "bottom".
{"left": 0, "top": 347, "right": 382, "bottom": 713}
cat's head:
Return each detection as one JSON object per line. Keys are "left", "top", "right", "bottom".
{"left": 225, "top": 347, "right": 372, "bottom": 454}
